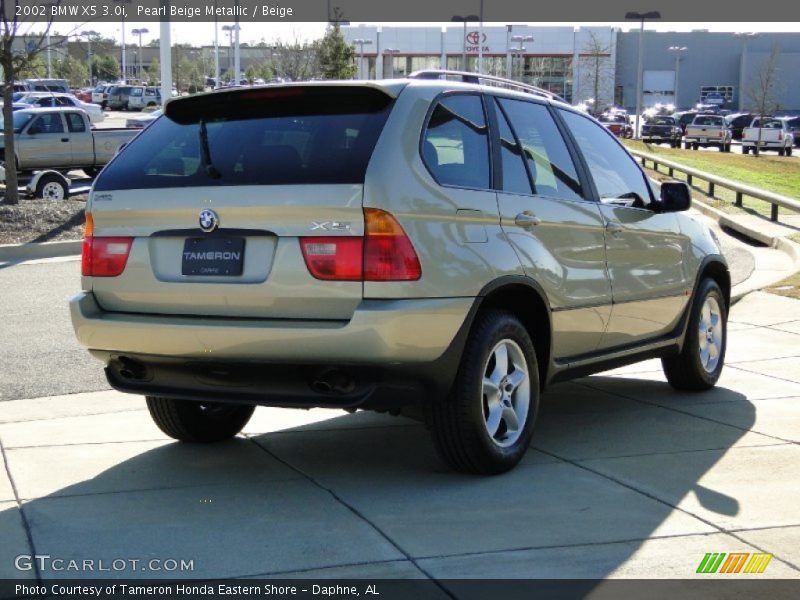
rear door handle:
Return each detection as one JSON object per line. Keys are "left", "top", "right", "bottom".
{"left": 515, "top": 212, "right": 541, "bottom": 228}
{"left": 605, "top": 221, "right": 624, "bottom": 234}
{"left": 61, "top": 138, "right": 69, "bottom": 142}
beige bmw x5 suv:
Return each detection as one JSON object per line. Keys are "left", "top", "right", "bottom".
{"left": 71, "top": 72, "right": 729, "bottom": 474}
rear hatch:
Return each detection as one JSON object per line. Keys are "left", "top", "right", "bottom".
{"left": 88, "top": 85, "right": 397, "bottom": 321}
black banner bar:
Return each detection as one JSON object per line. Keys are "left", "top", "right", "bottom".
{"left": 3, "top": 0, "right": 800, "bottom": 23}
{"left": 2, "top": 579, "right": 799, "bottom": 600}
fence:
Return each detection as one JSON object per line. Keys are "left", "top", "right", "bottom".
{"left": 629, "top": 149, "right": 800, "bottom": 223}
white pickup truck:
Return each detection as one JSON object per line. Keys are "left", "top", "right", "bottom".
{"left": 0, "top": 107, "right": 138, "bottom": 176}
{"left": 683, "top": 114, "right": 732, "bottom": 152}
{"left": 742, "top": 117, "right": 794, "bottom": 156}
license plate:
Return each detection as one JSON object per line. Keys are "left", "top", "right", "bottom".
{"left": 182, "top": 237, "right": 245, "bottom": 276}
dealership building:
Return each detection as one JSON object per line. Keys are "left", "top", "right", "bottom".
{"left": 342, "top": 25, "right": 800, "bottom": 112}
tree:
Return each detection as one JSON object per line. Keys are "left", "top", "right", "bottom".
{"left": 746, "top": 45, "right": 783, "bottom": 157}
{"left": 578, "top": 30, "right": 615, "bottom": 114}
{"left": 271, "top": 37, "right": 318, "bottom": 81}
{"left": 92, "top": 54, "right": 119, "bottom": 82}
{"left": 315, "top": 20, "right": 356, "bottom": 80}
{"left": 1, "top": 3, "right": 69, "bottom": 204}
{"left": 244, "top": 64, "right": 257, "bottom": 84}
{"left": 144, "top": 58, "right": 160, "bottom": 86}
{"left": 53, "top": 55, "right": 88, "bottom": 87}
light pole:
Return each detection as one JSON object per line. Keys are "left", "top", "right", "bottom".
{"left": 383, "top": 48, "right": 399, "bottom": 78}
{"left": 451, "top": 14, "right": 479, "bottom": 71}
{"left": 511, "top": 35, "right": 533, "bottom": 82}
{"left": 80, "top": 31, "right": 99, "bottom": 85}
{"left": 625, "top": 11, "right": 661, "bottom": 139}
{"left": 734, "top": 32, "right": 758, "bottom": 111}
{"left": 221, "top": 25, "right": 238, "bottom": 79}
{"left": 352, "top": 39, "right": 373, "bottom": 80}
{"left": 114, "top": 0, "right": 132, "bottom": 82}
{"left": 131, "top": 28, "right": 149, "bottom": 83}
{"left": 668, "top": 46, "right": 687, "bottom": 109}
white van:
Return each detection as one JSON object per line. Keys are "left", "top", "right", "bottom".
{"left": 127, "top": 86, "right": 162, "bottom": 110}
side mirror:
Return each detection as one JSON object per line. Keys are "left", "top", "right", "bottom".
{"left": 658, "top": 182, "right": 691, "bottom": 213}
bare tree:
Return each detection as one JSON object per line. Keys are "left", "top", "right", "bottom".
{"left": 746, "top": 45, "right": 783, "bottom": 157}
{"left": 1, "top": 2, "right": 70, "bottom": 204}
{"left": 271, "top": 36, "right": 319, "bottom": 82}
{"left": 578, "top": 31, "right": 614, "bottom": 115}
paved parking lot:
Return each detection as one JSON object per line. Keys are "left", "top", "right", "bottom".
{"left": 1, "top": 276, "right": 799, "bottom": 582}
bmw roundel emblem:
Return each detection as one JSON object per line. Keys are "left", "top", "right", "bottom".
{"left": 199, "top": 209, "right": 219, "bottom": 233}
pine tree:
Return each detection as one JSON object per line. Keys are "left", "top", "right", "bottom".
{"left": 315, "top": 20, "right": 356, "bottom": 80}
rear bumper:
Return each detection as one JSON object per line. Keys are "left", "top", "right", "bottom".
{"left": 70, "top": 291, "right": 473, "bottom": 364}
{"left": 70, "top": 291, "right": 476, "bottom": 408}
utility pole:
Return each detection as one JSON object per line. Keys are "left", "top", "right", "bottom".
{"left": 352, "top": 39, "right": 372, "bottom": 80}
{"left": 625, "top": 11, "right": 661, "bottom": 139}
{"left": 132, "top": 28, "right": 149, "bottom": 82}
{"left": 511, "top": 35, "right": 533, "bottom": 82}
{"left": 668, "top": 46, "right": 687, "bottom": 108}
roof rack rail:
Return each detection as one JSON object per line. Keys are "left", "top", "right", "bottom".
{"left": 408, "top": 69, "right": 564, "bottom": 102}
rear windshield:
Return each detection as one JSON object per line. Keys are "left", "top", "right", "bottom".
{"left": 693, "top": 116, "right": 723, "bottom": 126}
{"left": 95, "top": 86, "right": 394, "bottom": 191}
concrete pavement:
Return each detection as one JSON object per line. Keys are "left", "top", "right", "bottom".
{"left": 0, "top": 291, "right": 799, "bottom": 581}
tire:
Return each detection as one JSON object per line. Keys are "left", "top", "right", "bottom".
{"left": 428, "top": 310, "right": 540, "bottom": 475}
{"left": 692, "top": 143, "right": 699, "bottom": 151}
{"left": 146, "top": 396, "right": 255, "bottom": 443}
{"left": 718, "top": 144, "right": 725, "bottom": 152}
{"left": 743, "top": 145, "right": 750, "bottom": 155}
{"left": 778, "top": 147, "right": 785, "bottom": 157}
{"left": 35, "top": 174, "right": 68, "bottom": 200}
{"left": 787, "top": 146, "right": 793, "bottom": 157}
{"left": 83, "top": 167, "right": 100, "bottom": 178}
{"left": 684, "top": 142, "right": 691, "bottom": 150}
{"left": 662, "top": 278, "right": 727, "bottom": 391}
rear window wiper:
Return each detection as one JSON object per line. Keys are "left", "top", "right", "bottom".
{"left": 198, "top": 120, "right": 221, "bottom": 179}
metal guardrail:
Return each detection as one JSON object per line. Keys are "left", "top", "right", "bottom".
{"left": 629, "top": 148, "right": 800, "bottom": 223}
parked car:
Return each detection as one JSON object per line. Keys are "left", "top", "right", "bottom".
{"left": 12, "top": 93, "right": 104, "bottom": 124}
{"left": 75, "top": 88, "right": 94, "bottom": 103}
{"left": 725, "top": 112, "right": 755, "bottom": 140}
{"left": 106, "top": 85, "right": 135, "bottom": 110}
{"left": 92, "top": 84, "right": 112, "bottom": 108}
{"left": 598, "top": 113, "right": 633, "bottom": 137}
{"left": 742, "top": 117, "right": 794, "bottom": 156}
{"left": 127, "top": 86, "right": 162, "bottom": 110}
{"left": 673, "top": 110, "right": 700, "bottom": 134}
{"left": 641, "top": 115, "right": 682, "bottom": 147}
{"left": 24, "top": 78, "right": 69, "bottom": 93}
{"left": 70, "top": 78, "right": 730, "bottom": 475}
{"left": 125, "top": 109, "right": 162, "bottom": 129}
{"left": 703, "top": 92, "right": 725, "bottom": 106}
{"left": 782, "top": 116, "right": 800, "bottom": 147}
{"left": 0, "top": 108, "right": 138, "bottom": 176}
{"left": 683, "top": 114, "right": 732, "bottom": 151}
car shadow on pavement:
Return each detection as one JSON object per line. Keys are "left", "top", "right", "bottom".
{"left": 0, "top": 376, "right": 756, "bottom": 583}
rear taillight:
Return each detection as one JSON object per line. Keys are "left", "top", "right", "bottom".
{"left": 364, "top": 208, "right": 421, "bottom": 281}
{"left": 778, "top": 132, "right": 783, "bottom": 141}
{"left": 299, "top": 209, "right": 421, "bottom": 282}
{"left": 81, "top": 216, "right": 133, "bottom": 277}
{"left": 299, "top": 237, "right": 363, "bottom": 281}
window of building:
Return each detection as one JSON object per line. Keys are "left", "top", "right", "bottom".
{"left": 422, "top": 94, "right": 491, "bottom": 190}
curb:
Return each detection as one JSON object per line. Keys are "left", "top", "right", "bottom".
{"left": 0, "top": 240, "right": 82, "bottom": 262}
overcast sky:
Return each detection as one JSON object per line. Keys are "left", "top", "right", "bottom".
{"left": 54, "top": 22, "right": 800, "bottom": 47}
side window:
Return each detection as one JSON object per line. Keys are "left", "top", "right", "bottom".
{"left": 29, "top": 114, "right": 64, "bottom": 134}
{"left": 66, "top": 113, "right": 86, "bottom": 133}
{"left": 559, "top": 110, "right": 653, "bottom": 207}
{"left": 422, "top": 94, "right": 490, "bottom": 190}
{"left": 498, "top": 98, "right": 583, "bottom": 201}
{"left": 495, "top": 99, "right": 532, "bottom": 195}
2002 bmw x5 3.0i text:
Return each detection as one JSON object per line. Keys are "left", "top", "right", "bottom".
{"left": 70, "top": 73, "right": 730, "bottom": 474}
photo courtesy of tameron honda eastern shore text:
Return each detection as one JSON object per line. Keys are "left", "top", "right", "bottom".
{"left": 70, "top": 72, "right": 730, "bottom": 475}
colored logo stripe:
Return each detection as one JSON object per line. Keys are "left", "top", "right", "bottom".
{"left": 744, "top": 553, "right": 773, "bottom": 574}
{"left": 696, "top": 552, "right": 773, "bottom": 574}
{"left": 697, "top": 553, "right": 726, "bottom": 573}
